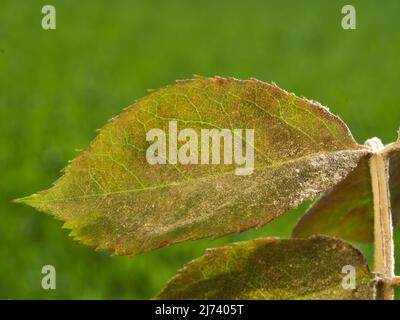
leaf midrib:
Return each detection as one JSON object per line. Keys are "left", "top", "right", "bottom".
{"left": 21, "top": 149, "right": 367, "bottom": 204}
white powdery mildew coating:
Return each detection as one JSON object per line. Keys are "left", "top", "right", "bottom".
{"left": 42, "top": 149, "right": 368, "bottom": 254}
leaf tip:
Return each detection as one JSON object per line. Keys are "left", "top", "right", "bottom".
{"left": 12, "top": 193, "right": 40, "bottom": 206}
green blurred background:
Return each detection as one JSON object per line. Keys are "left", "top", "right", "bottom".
{"left": 1, "top": 0, "right": 400, "bottom": 299}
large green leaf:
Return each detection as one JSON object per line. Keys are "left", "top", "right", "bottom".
{"left": 155, "top": 236, "right": 373, "bottom": 300}
{"left": 16, "top": 77, "right": 367, "bottom": 255}
{"left": 292, "top": 142, "right": 400, "bottom": 242}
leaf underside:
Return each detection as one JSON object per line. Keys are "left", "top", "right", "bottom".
{"left": 293, "top": 147, "right": 400, "bottom": 242}
{"left": 155, "top": 236, "right": 373, "bottom": 300}
{"left": 16, "top": 77, "right": 366, "bottom": 255}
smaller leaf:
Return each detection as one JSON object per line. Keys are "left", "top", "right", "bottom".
{"left": 292, "top": 142, "right": 400, "bottom": 242}
{"left": 292, "top": 156, "right": 374, "bottom": 242}
{"left": 155, "top": 236, "right": 373, "bottom": 300}
{"left": 387, "top": 144, "right": 400, "bottom": 227}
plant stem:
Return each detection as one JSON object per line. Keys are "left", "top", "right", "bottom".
{"left": 367, "top": 138, "right": 395, "bottom": 300}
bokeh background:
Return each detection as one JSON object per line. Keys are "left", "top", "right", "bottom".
{"left": 1, "top": 0, "right": 400, "bottom": 299}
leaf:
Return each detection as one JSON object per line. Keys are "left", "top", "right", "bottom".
{"left": 155, "top": 235, "right": 373, "bottom": 300}
{"left": 292, "top": 143, "right": 400, "bottom": 242}
{"left": 15, "top": 77, "right": 368, "bottom": 255}
{"left": 292, "top": 156, "right": 374, "bottom": 242}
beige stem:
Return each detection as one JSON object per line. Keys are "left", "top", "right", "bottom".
{"left": 368, "top": 139, "right": 395, "bottom": 300}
